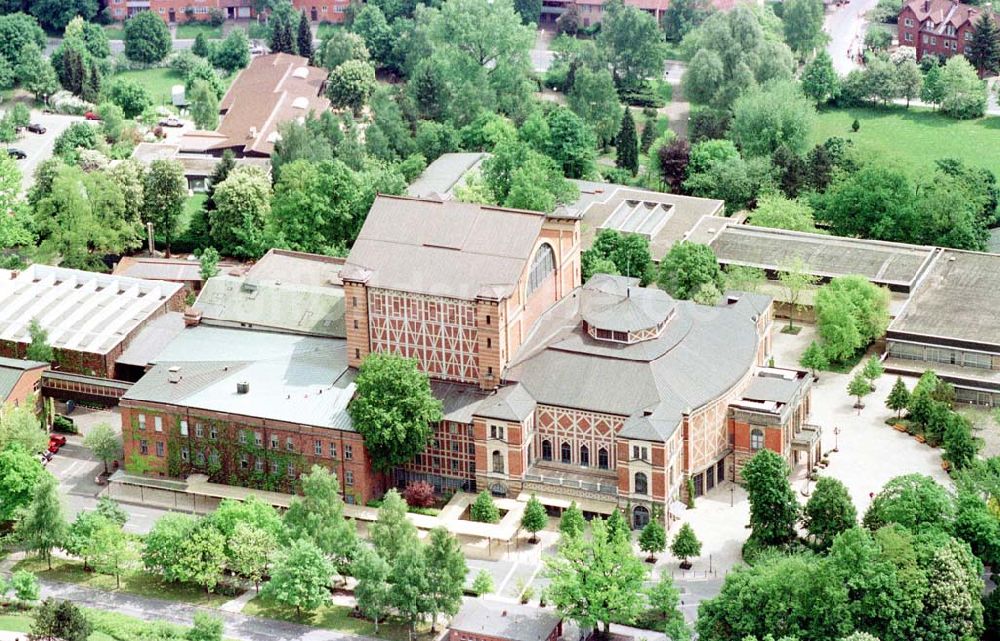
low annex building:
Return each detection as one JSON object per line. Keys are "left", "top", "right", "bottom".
{"left": 0, "top": 356, "right": 47, "bottom": 407}
{"left": 0, "top": 265, "right": 185, "bottom": 379}
{"left": 449, "top": 600, "right": 562, "bottom": 641}
{"left": 120, "top": 196, "right": 814, "bottom": 524}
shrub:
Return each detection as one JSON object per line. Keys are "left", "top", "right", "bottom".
{"left": 402, "top": 481, "right": 435, "bottom": 508}
{"left": 470, "top": 490, "right": 500, "bottom": 524}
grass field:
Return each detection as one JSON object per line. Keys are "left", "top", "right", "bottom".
{"left": 243, "top": 597, "right": 435, "bottom": 641}
{"left": 176, "top": 23, "right": 224, "bottom": 39}
{"left": 113, "top": 68, "right": 187, "bottom": 106}
{"left": 12, "top": 558, "right": 234, "bottom": 608}
{"left": 103, "top": 25, "right": 126, "bottom": 39}
{"left": 809, "top": 106, "right": 1000, "bottom": 178}
{"left": 316, "top": 22, "right": 342, "bottom": 39}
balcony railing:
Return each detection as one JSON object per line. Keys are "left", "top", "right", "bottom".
{"left": 523, "top": 472, "right": 618, "bottom": 496}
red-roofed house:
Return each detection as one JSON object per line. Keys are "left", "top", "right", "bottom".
{"left": 540, "top": 0, "right": 757, "bottom": 27}
{"left": 898, "top": 0, "right": 999, "bottom": 62}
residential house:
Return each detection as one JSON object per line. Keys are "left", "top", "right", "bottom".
{"left": 897, "top": 0, "right": 998, "bottom": 62}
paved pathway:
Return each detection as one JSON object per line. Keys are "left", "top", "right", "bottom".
{"left": 825, "top": 0, "right": 880, "bottom": 76}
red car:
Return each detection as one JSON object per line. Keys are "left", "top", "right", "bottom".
{"left": 48, "top": 434, "right": 66, "bottom": 453}
{"left": 84, "top": 111, "right": 100, "bottom": 121}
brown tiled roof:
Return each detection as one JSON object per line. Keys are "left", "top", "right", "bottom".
{"left": 902, "top": 0, "right": 997, "bottom": 32}
{"left": 213, "top": 53, "right": 330, "bottom": 157}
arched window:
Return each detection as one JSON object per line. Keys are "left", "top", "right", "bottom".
{"left": 634, "top": 472, "right": 648, "bottom": 495}
{"left": 632, "top": 505, "right": 650, "bottom": 529}
{"left": 526, "top": 243, "right": 556, "bottom": 298}
{"left": 750, "top": 428, "right": 764, "bottom": 451}
{"left": 561, "top": 442, "right": 572, "bottom": 464}
{"left": 580, "top": 444, "right": 590, "bottom": 467}
{"left": 598, "top": 447, "right": 609, "bottom": 470}
{"left": 542, "top": 440, "right": 552, "bottom": 461}
{"left": 492, "top": 450, "right": 504, "bottom": 474}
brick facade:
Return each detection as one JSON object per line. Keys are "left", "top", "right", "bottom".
{"left": 898, "top": 0, "right": 998, "bottom": 64}
{"left": 106, "top": 0, "right": 350, "bottom": 23}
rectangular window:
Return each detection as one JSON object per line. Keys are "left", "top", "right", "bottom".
{"left": 181, "top": 447, "right": 189, "bottom": 461}
{"left": 209, "top": 451, "right": 219, "bottom": 466}
{"left": 210, "top": 426, "right": 218, "bottom": 440}
{"left": 155, "top": 442, "right": 164, "bottom": 457}
{"left": 330, "top": 442, "right": 337, "bottom": 458}
{"left": 240, "top": 454, "right": 248, "bottom": 469}
{"left": 270, "top": 435, "right": 279, "bottom": 449}
{"left": 255, "top": 458, "right": 264, "bottom": 472}
{"left": 966, "top": 31, "right": 973, "bottom": 40}
{"left": 270, "top": 461, "right": 279, "bottom": 474}
{"left": 451, "top": 459, "right": 459, "bottom": 470}
{"left": 197, "top": 451, "right": 205, "bottom": 465}
{"left": 287, "top": 464, "right": 297, "bottom": 479}
{"left": 255, "top": 432, "right": 263, "bottom": 447}
{"left": 286, "top": 437, "right": 295, "bottom": 452}
{"left": 344, "top": 444, "right": 353, "bottom": 460}
{"left": 239, "top": 431, "right": 247, "bottom": 445}
{"left": 905, "top": 32, "right": 913, "bottom": 42}
{"left": 923, "top": 34, "right": 929, "bottom": 43}
{"left": 904, "top": 17, "right": 913, "bottom": 26}
{"left": 931, "top": 36, "right": 936, "bottom": 45}
{"left": 138, "top": 415, "right": 146, "bottom": 430}
{"left": 345, "top": 470, "right": 354, "bottom": 486}
{"left": 345, "top": 495, "right": 356, "bottom": 505}
{"left": 180, "top": 420, "right": 188, "bottom": 436}
{"left": 195, "top": 423, "right": 204, "bottom": 438}
{"left": 140, "top": 439, "right": 148, "bottom": 454}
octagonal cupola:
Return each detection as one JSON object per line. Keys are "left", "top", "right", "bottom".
{"left": 580, "top": 274, "right": 676, "bottom": 344}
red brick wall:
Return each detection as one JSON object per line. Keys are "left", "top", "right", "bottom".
{"left": 293, "top": 0, "right": 352, "bottom": 22}
{"left": 3, "top": 368, "right": 45, "bottom": 408}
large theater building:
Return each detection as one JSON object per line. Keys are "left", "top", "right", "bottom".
{"left": 122, "top": 195, "right": 817, "bottom": 525}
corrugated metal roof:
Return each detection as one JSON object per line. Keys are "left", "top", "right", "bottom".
{"left": 344, "top": 196, "right": 546, "bottom": 300}
{"left": 123, "top": 326, "right": 355, "bottom": 430}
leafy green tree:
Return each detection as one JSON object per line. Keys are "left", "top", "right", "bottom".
{"left": 848, "top": 371, "right": 872, "bottom": 409}
{"left": 0, "top": 13, "right": 46, "bottom": 68}
{"left": 953, "top": 489, "right": 1000, "bottom": 568}
{"left": 31, "top": 599, "right": 92, "bottom": 641}
{"left": 580, "top": 229, "right": 653, "bottom": 285}
{"left": 644, "top": 574, "right": 689, "bottom": 640}
{"left": 598, "top": 0, "right": 666, "bottom": 91}
{"left": 606, "top": 508, "right": 630, "bottom": 543}
{"left": 353, "top": 547, "right": 392, "bottom": 631}
{"left": 262, "top": 538, "right": 333, "bottom": 616}
{"left": 24, "top": 319, "right": 53, "bottom": 364}
{"left": 942, "top": 412, "right": 979, "bottom": 471}
{"left": 862, "top": 355, "right": 884, "bottom": 387}
{"left": 514, "top": 0, "right": 542, "bottom": 24}
{"left": 724, "top": 265, "right": 765, "bottom": 293}
{"left": 670, "top": 522, "right": 702, "bottom": 567}
{"left": 921, "top": 62, "right": 945, "bottom": 106}
{"left": 545, "top": 107, "right": 596, "bottom": 179}
{"left": 123, "top": 10, "right": 171, "bottom": 64}
{"left": 267, "top": 158, "right": 361, "bottom": 252}
{"left": 10, "top": 570, "right": 38, "bottom": 602}
{"left": 228, "top": 522, "right": 276, "bottom": 592}
{"left": 198, "top": 247, "right": 220, "bottom": 281}
{"left": 917, "top": 537, "right": 985, "bottom": 640}
{"left": 862, "top": 473, "right": 954, "bottom": 532}
{"left": 559, "top": 501, "right": 586, "bottom": 539}
{"left": 186, "top": 612, "right": 223, "bottom": 641}
{"left": 896, "top": 58, "right": 924, "bottom": 107}
{"left": 886, "top": 377, "right": 910, "bottom": 419}
{"left": 349, "top": 354, "right": 443, "bottom": 471}
{"left": 388, "top": 536, "right": 434, "bottom": 640}
{"left": 0, "top": 400, "right": 47, "bottom": 461}
{"left": 0, "top": 444, "right": 44, "bottom": 523}
{"left": 352, "top": 5, "right": 393, "bottom": 65}
{"left": 52, "top": 122, "right": 98, "bottom": 160}
{"left": 939, "top": 55, "right": 987, "bottom": 119}
{"left": 209, "top": 165, "right": 271, "bottom": 259}
{"left": 658, "top": 136, "right": 690, "bottom": 193}
{"left": 661, "top": 0, "right": 712, "bottom": 43}
{"left": 803, "top": 477, "right": 856, "bottom": 550}
{"left": 801, "top": 50, "right": 839, "bottom": 104}
{"left": 472, "top": 568, "right": 494, "bottom": 596}
{"left": 144, "top": 513, "right": 198, "bottom": 582}
{"left": 370, "top": 489, "right": 418, "bottom": 563}
{"left": 83, "top": 422, "right": 120, "bottom": 475}
{"left": 782, "top": 0, "right": 826, "bottom": 57}
{"left": 742, "top": 449, "right": 798, "bottom": 546}
{"left": 657, "top": 242, "right": 724, "bottom": 300}
{"left": 683, "top": 155, "right": 774, "bottom": 213}
{"left": 185, "top": 60, "right": 227, "bottom": 100}
{"left": 639, "top": 517, "right": 667, "bottom": 561}
{"left": 425, "top": 527, "right": 467, "bottom": 630}
{"left": 189, "top": 79, "right": 220, "bottom": 131}
{"left": 282, "top": 465, "right": 357, "bottom": 575}
{"left": 568, "top": 67, "right": 622, "bottom": 149}
{"left": 729, "top": 80, "right": 814, "bottom": 157}
{"left": 545, "top": 518, "right": 649, "bottom": 635}
{"left": 966, "top": 12, "right": 1000, "bottom": 77}
{"left": 297, "top": 12, "right": 313, "bottom": 60}
{"left": 615, "top": 109, "right": 639, "bottom": 175}
{"left": 17, "top": 44, "right": 59, "bottom": 102}
{"left": 471, "top": 490, "right": 500, "bottom": 524}
{"left": 799, "top": 341, "right": 829, "bottom": 378}
{"left": 87, "top": 517, "right": 139, "bottom": 588}
{"left": 176, "top": 523, "right": 227, "bottom": 593}
{"left": 749, "top": 194, "right": 818, "bottom": 232}
{"left": 17, "top": 472, "right": 67, "bottom": 569}
{"left": 521, "top": 494, "right": 547, "bottom": 543}
{"left": 143, "top": 159, "right": 186, "bottom": 256}
{"left": 326, "top": 59, "right": 377, "bottom": 115}
{"left": 813, "top": 276, "right": 889, "bottom": 362}
{"left": 192, "top": 32, "right": 211, "bottom": 58}
{"left": 210, "top": 495, "right": 284, "bottom": 542}
{"left": 29, "top": 0, "right": 97, "bottom": 32}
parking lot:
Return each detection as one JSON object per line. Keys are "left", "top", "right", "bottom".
{"left": 2, "top": 110, "right": 87, "bottom": 192}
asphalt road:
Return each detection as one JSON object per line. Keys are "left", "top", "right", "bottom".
{"left": 825, "top": 0, "right": 881, "bottom": 76}
{"left": 2, "top": 111, "right": 84, "bottom": 192}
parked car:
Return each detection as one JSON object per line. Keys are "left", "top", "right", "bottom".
{"left": 6, "top": 148, "right": 26, "bottom": 159}
{"left": 84, "top": 111, "right": 100, "bottom": 121}
{"left": 26, "top": 123, "right": 46, "bottom": 134}
{"left": 158, "top": 117, "right": 183, "bottom": 128}
{"left": 49, "top": 434, "right": 67, "bottom": 448}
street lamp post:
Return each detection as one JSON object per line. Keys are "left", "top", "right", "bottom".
{"left": 833, "top": 426, "right": 841, "bottom": 453}
{"left": 729, "top": 464, "right": 735, "bottom": 507}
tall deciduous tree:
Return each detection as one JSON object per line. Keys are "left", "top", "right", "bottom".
{"left": 545, "top": 518, "right": 649, "bottom": 635}
{"left": 802, "top": 477, "right": 856, "bottom": 550}
{"left": 209, "top": 165, "right": 272, "bottom": 259}
{"left": 568, "top": 67, "right": 622, "bottom": 149}
{"left": 326, "top": 59, "right": 377, "bottom": 116}
{"left": 176, "top": 523, "right": 227, "bottom": 593}
{"left": 669, "top": 522, "right": 701, "bottom": 567}
{"left": 353, "top": 547, "right": 391, "bottom": 631}
{"left": 0, "top": 443, "right": 44, "bottom": 523}
{"left": 777, "top": 256, "right": 819, "bottom": 331}
{"left": 939, "top": 55, "right": 987, "bottom": 119}
{"left": 262, "top": 538, "right": 333, "bottom": 616}
{"left": 862, "top": 473, "right": 954, "bottom": 532}
{"left": 598, "top": 0, "right": 667, "bottom": 91}
{"left": 559, "top": 501, "right": 586, "bottom": 539}
{"left": 521, "top": 494, "right": 547, "bottom": 543}
{"left": 31, "top": 599, "right": 92, "bottom": 641}
{"left": 424, "top": 527, "right": 467, "bottom": 630}
{"left": 87, "top": 518, "right": 139, "bottom": 588}
{"left": 742, "top": 449, "right": 798, "bottom": 546}
{"left": 388, "top": 537, "right": 433, "bottom": 641}
{"left": 18, "top": 472, "right": 67, "bottom": 569}
{"left": 639, "top": 517, "right": 667, "bottom": 561}
{"left": 370, "top": 489, "right": 418, "bottom": 564}
{"left": 143, "top": 160, "right": 187, "bottom": 256}
{"left": 143, "top": 513, "right": 198, "bottom": 582}
{"left": 282, "top": 465, "right": 357, "bottom": 576}
{"left": 514, "top": 0, "right": 542, "bottom": 24}
{"left": 886, "top": 377, "right": 910, "bottom": 419}
{"left": 123, "top": 10, "right": 171, "bottom": 64}
{"left": 782, "top": 0, "right": 826, "bottom": 57}
{"left": 729, "top": 80, "right": 814, "bottom": 158}
{"left": 83, "top": 423, "right": 121, "bottom": 475}
{"left": 657, "top": 242, "right": 724, "bottom": 300}
{"left": 661, "top": 0, "right": 711, "bottom": 43}
{"left": 228, "top": 522, "right": 275, "bottom": 592}
{"left": 349, "top": 354, "right": 443, "bottom": 471}
{"left": 801, "top": 50, "right": 839, "bottom": 104}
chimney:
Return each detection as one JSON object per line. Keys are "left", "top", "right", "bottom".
{"left": 236, "top": 381, "right": 250, "bottom": 394}
{"left": 924, "top": 0, "right": 930, "bottom": 10}
{"left": 248, "top": 126, "right": 258, "bottom": 139}
{"left": 168, "top": 366, "right": 182, "bottom": 384}
{"left": 184, "top": 306, "right": 202, "bottom": 327}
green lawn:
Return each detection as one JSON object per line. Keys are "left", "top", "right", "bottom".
{"left": 103, "top": 25, "right": 126, "bottom": 39}
{"left": 176, "top": 23, "right": 224, "bottom": 39}
{"left": 809, "top": 106, "right": 1000, "bottom": 179}
{"left": 12, "top": 557, "right": 234, "bottom": 608}
{"left": 316, "top": 22, "right": 342, "bottom": 39}
{"left": 243, "top": 597, "right": 435, "bottom": 641}
{"left": 113, "top": 68, "right": 187, "bottom": 106}
{"left": 663, "top": 41, "right": 690, "bottom": 62}
{"left": 0, "top": 613, "right": 114, "bottom": 641}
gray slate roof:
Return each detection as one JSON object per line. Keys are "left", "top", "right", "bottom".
{"left": 741, "top": 373, "right": 803, "bottom": 404}
{"left": 474, "top": 383, "right": 537, "bottom": 422}
{"left": 406, "top": 153, "right": 487, "bottom": 198}
{"left": 123, "top": 326, "right": 354, "bottom": 430}
{"left": 580, "top": 274, "right": 675, "bottom": 333}
{"left": 343, "top": 196, "right": 547, "bottom": 301}
{"left": 450, "top": 599, "right": 561, "bottom": 641}
{"left": 505, "top": 275, "right": 766, "bottom": 441}
{"left": 0, "top": 357, "right": 47, "bottom": 401}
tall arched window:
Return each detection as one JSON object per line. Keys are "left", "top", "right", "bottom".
{"left": 526, "top": 243, "right": 556, "bottom": 298}
{"left": 750, "top": 428, "right": 764, "bottom": 451}
{"left": 542, "top": 440, "right": 552, "bottom": 461}
{"left": 561, "top": 442, "right": 572, "bottom": 464}
{"left": 598, "top": 447, "right": 609, "bottom": 470}
{"left": 634, "top": 472, "right": 648, "bottom": 495}
{"left": 580, "top": 444, "right": 590, "bottom": 467}
{"left": 492, "top": 450, "right": 504, "bottom": 474}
